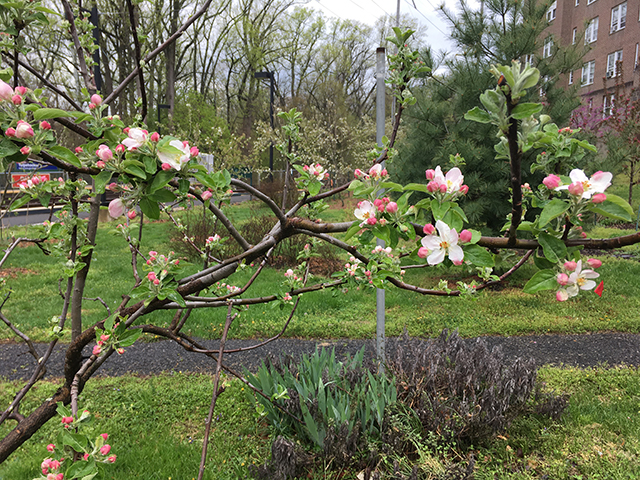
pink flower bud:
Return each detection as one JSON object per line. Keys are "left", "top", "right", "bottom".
{"left": 161, "top": 163, "right": 172, "bottom": 171}
{"left": 557, "top": 273, "right": 569, "bottom": 285}
{"left": 150, "top": 132, "right": 160, "bottom": 142}
{"left": 115, "top": 144, "right": 125, "bottom": 154}
{"left": 15, "top": 86, "right": 27, "bottom": 96}
{"left": 107, "top": 455, "right": 117, "bottom": 463}
{"left": 354, "top": 169, "right": 364, "bottom": 178}
{"left": 591, "top": 193, "right": 606, "bottom": 204}
{"left": 100, "top": 334, "right": 110, "bottom": 342}
{"left": 40, "top": 121, "right": 52, "bottom": 130}
{"left": 117, "top": 348, "right": 125, "bottom": 354}
{"left": 92, "top": 345, "right": 102, "bottom": 356}
{"left": 366, "top": 217, "right": 377, "bottom": 225}
{"left": 423, "top": 223, "right": 435, "bottom": 235}
{"left": 20, "top": 146, "right": 31, "bottom": 155}
{"left": 75, "top": 146, "right": 83, "bottom": 154}
{"left": 100, "top": 444, "right": 111, "bottom": 455}
{"left": 127, "top": 210, "right": 136, "bottom": 220}
{"left": 201, "top": 190, "right": 212, "bottom": 201}
{"left": 556, "top": 290, "right": 568, "bottom": 302}
{"left": 425, "top": 169, "right": 435, "bottom": 180}
{"left": 153, "top": 278, "right": 160, "bottom": 285}
{"left": 417, "top": 247, "right": 429, "bottom": 258}
{"left": 83, "top": 453, "right": 89, "bottom": 461}
{"left": 61, "top": 416, "right": 73, "bottom": 425}
{"left": 373, "top": 198, "right": 383, "bottom": 207}
{"left": 567, "top": 182, "right": 584, "bottom": 196}
{"left": 426, "top": 181, "right": 439, "bottom": 193}
{"left": 47, "top": 444, "right": 55, "bottom": 452}
{"left": 96, "top": 161, "right": 105, "bottom": 168}
{"left": 381, "top": 169, "right": 388, "bottom": 177}
{"left": 5, "top": 127, "right": 15, "bottom": 137}
{"left": 386, "top": 202, "right": 398, "bottom": 214}
{"left": 439, "top": 184, "right": 447, "bottom": 194}
{"left": 108, "top": 198, "right": 125, "bottom": 218}
{"left": 88, "top": 103, "right": 96, "bottom": 110}
{"left": 123, "top": 127, "right": 130, "bottom": 134}
{"left": 0, "top": 80, "right": 13, "bottom": 101}
{"left": 56, "top": 473, "right": 64, "bottom": 480}
{"left": 459, "top": 184, "right": 469, "bottom": 194}
{"left": 11, "top": 94, "right": 22, "bottom": 105}
{"left": 542, "top": 174, "right": 561, "bottom": 189}
{"left": 190, "top": 146, "right": 199, "bottom": 157}
{"left": 147, "top": 272, "right": 157, "bottom": 282}
{"left": 587, "top": 258, "right": 602, "bottom": 269}
{"left": 90, "top": 94, "right": 102, "bottom": 106}
{"left": 96, "top": 144, "right": 113, "bottom": 162}
{"left": 459, "top": 229, "right": 472, "bottom": 243}
{"left": 564, "top": 261, "right": 577, "bottom": 272}
{"left": 15, "top": 120, "right": 34, "bottom": 139}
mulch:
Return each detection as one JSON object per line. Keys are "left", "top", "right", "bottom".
{"left": 1, "top": 332, "right": 640, "bottom": 381}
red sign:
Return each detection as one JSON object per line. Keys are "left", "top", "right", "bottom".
{"left": 11, "top": 173, "right": 50, "bottom": 188}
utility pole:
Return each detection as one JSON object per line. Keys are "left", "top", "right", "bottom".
{"left": 376, "top": 47, "right": 386, "bottom": 371}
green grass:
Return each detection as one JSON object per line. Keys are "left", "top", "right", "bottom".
{"left": 1, "top": 366, "right": 639, "bottom": 479}
{"left": 2, "top": 208, "right": 640, "bottom": 342}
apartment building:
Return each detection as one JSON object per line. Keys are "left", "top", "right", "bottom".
{"left": 543, "top": 0, "right": 640, "bottom": 109}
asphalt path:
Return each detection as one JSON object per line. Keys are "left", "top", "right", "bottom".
{"left": 1, "top": 332, "right": 640, "bottom": 381}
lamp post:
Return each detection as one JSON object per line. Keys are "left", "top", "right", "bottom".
{"left": 254, "top": 71, "right": 275, "bottom": 174}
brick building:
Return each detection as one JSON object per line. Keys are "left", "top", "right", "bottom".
{"left": 543, "top": 0, "right": 640, "bottom": 111}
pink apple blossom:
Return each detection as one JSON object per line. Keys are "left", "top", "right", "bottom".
{"left": 107, "top": 455, "right": 117, "bottom": 463}
{"left": 561, "top": 260, "right": 600, "bottom": 299}
{"left": 5, "top": 127, "right": 15, "bottom": 137}
{"left": 46, "top": 443, "right": 56, "bottom": 452}
{"left": 157, "top": 139, "right": 190, "bottom": 170}
{"left": 100, "top": 444, "right": 111, "bottom": 455}
{"left": 0, "top": 79, "right": 13, "bottom": 101}
{"left": 542, "top": 174, "right": 561, "bottom": 189}
{"left": 20, "top": 146, "right": 30, "bottom": 155}
{"left": 423, "top": 223, "right": 435, "bottom": 235}
{"left": 11, "top": 94, "right": 22, "bottom": 105}
{"left": 425, "top": 169, "right": 435, "bottom": 180}
{"left": 201, "top": 190, "right": 212, "bottom": 201}
{"left": 420, "top": 220, "right": 464, "bottom": 266}
{"left": 93, "top": 345, "right": 102, "bottom": 356}
{"left": 591, "top": 193, "right": 606, "bottom": 203}
{"left": 15, "top": 120, "right": 34, "bottom": 139}
{"left": 564, "top": 261, "right": 577, "bottom": 272}
{"left": 108, "top": 198, "right": 125, "bottom": 218}
{"left": 90, "top": 94, "right": 102, "bottom": 106}
{"left": 556, "top": 169, "right": 612, "bottom": 199}
{"left": 354, "top": 200, "right": 377, "bottom": 226}
{"left": 587, "top": 258, "right": 602, "bottom": 269}
{"left": 127, "top": 210, "right": 137, "bottom": 220}
{"left": 386, "top": 202, "right": 398, "bottom": 214}
{"left": 122, "top": 128, "right": 148, "bottom": 150}
{"left": 431, "top": 166, "right": 464, "bottom": 194}
{"left": 40, "top": 121, "right": 52, "bottom": 130}
{"left": 96, "top": 144, "right": 113, "bottom": 162}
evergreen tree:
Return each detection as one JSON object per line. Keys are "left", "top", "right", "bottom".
{"left": 391, "top": 0, "right": 585, "bottom": 233}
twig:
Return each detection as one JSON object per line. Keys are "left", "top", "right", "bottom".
{"left": 83, "top": 296, "right": 111, "bottom": 316}
{"left": 230, "top": 178, "right": 287, "bottom": 225}
{"left": 61, "top": 0, "right": 94, "bottom": 91}
{"left": 0, "top": 310, "right": 40, "bottom": 363}
{"left": 125, "top": 0, "right": 147, "bottom": 119}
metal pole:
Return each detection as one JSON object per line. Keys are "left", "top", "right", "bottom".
{"left": 376, "top": 47, "right": 386, "bottom": 371}
{"left": 269, "top": 73, "right": 274, "bottom": 173}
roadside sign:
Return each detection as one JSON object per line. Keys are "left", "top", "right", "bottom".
{"left": 11, "top": 173, "right": 50, "bottom": 187}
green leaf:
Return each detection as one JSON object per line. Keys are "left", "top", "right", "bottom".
{"left": 149, "top": 170, "right": 175, "bottom": 192}
{"left": 38, "top": 193, "right": 51, "bottom": 207}
{"left": 538, "top": 198, "right": 569, "bottom": 228}
{"left": 0, "top": 137, "right": 19, "bottom": 158}
{"left": 139, "top": 197, "right": 160, "bottom": 219}
{"left": 118, "top": 328, "right": 142, "bottom": 347}
{"left": 431, "top": 200, "right": 450, "bottom": 221}
{"left": 464, "top": 106, "right": 492, "bottom": 124}
{"left": 308, "top": 180, "right": 321, "bottom": 196}
{"left": 537, "top": 232, "right": 567, "bottom": 263}
{"left": 343, "top": 222, "right": 361, "bottom": 242}
{"left": 403, "top": 183, "right": 429, "bottom": 194}
{"left": 47, "top": 146, "right": 81, "bottom": 167}
{"left": 523, "top": 269, "right": 557, "bottom": 294}
{"left": 62, "top": 432, "right": 87, "bottom": 452}
{"left": 149, "top": 188, "right": 176, "bottom": 203}
{"left": 533, "top": 254, "right": 555, "bottom": 270}
{"left": 124, "top": 165, "right": 147, "bottom": 179}
{"left": 587, "top": 194, "right": 633, "bottom": 222}
{"left": 462, "top": 244, "right": 494, "bottom": 267}
{"left": 378, "top": 181, "right": 403, "bottom": 192}
{"left": 9, "top": 195, "right": 31, "bottom": 211}
{"left": 66, "top": 458, "right": 97, "bottom": 479}
{"left": 511, "top": 103, "right": 543, "bottom": 120}
{"left": 92, "top": 170, "right": 113, "bottom": 194}
{"left": 34, "top": 108, "right": 76, "bottom": 121}
{"left": 143, "top": 155, "right": 157, "bottom": 174}
{"left": 178, "top": 178, "right": 190, "bottom": 194}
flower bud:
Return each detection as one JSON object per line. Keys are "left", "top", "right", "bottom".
{"left": 40, "top": 121, "right": 52, "bottom": 130}
{"left": 425, "top": 169, "right": 435, "bottom": 180}
{"left": 150, "top": 132, "right": 160, "bottom": 142}
{"left": 201, "top": 190, "right": 212, "bottom": 201}
{"left": 567, "top": 182, "right": 584, "bottom": 196}
{"left": 96, "top": 161, "right": 105, "bottom": 168}
{"left": 439, "top": 184, "right": 447, "bottom": 194}
{"left": 20, "top": 146, "right": 31, "bottom": 155}
{"left": 90, "top": 94, "right": 102, "bottom": 106}
{"left": 107, "top": 455, "right": 117, "bottom": 463}
{"left": 423, "top": 223, "right": 435, "bottom": 235}
{"left": 366, "top": 217, "right": 377, "bottom": 225}
{"left": 543, "top": 174, "right": 561, "bottom": 189}
{"left": 587, "top": 258, "right": 602, "bottom": 269}
{"left": 190, "top": 146, "right": 199, "bottom": 157}
{"left": 15, "top": 120, "right": 34, "bottom": 139}
{"left": 11, "top": 94, "right": 22, "bottom": 105}
{"left": 556, "top": 290, "right": 568, "bottom": 302}
{"left": 46, "top": 444, "right": 55, "bottom": 452}
{"left": 0, "top": 80, "right": 13, "bottom": 101}
{"left": 96, "top": 144, "right": 113, "bottom": 162}
{"left": 161, "top": 163, "right": 172, "bottom": 171}
{"left": 127, "top": 210, "right": 137, "bottom": 220}
{"left": 557, "top": 273, "right": 569, "bottom": 285}
{"left": 459, "top": 229, "right": 472, "bottom": 243}
{"left": 15, "top": 86, "right": 27, "bottom": 96}
{"left": 564, "top": 261, "right": 577, "bottom": 272}
{"left": 5, "top": 127, "right": 15, "bottom": 137}
{"left": 88, "top": 103, "right": 96, "bottom": 110}
{"left": 426, "top": 181, "right": 439, "bottom": 193}
{"left": 386, "top": 202, "right": 398, "bottom": 214}
{"left": 115, "top": 144, "right": 125, "bottom": 154}
{"left": 100, "top": 444, "right": 111, "bottom": 455}
{"left": 75, "top": 146, "right": 83, "bottom": 154}
{"left": 459, "top": 184, "right": 469, "bottom": 195}
{"left": 92, "top": 345, "right": 102, "bottom": 356}
{"left": 417, "top": 247, "right": 429, "bottom": 259}
{"left": 591, "top": 193, "right": 606, "bottom": 204}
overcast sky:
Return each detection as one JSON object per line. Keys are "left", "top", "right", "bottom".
{"left": 303, "top": 0, "right": 478, "bottom": 55}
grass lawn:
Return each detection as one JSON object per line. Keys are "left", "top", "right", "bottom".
{"left": 1, "top": 366, "right": 639, "bottom": 479}
{"left": 1, "top": 200, "right": 640, "bottom": 343}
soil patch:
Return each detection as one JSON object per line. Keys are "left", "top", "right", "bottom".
{"left": 0, "top": 267, "right": 38, "bottom": 278}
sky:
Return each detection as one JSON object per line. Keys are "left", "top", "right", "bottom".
{"left": 304, "top": 0, "right": 477, "bottom": 55}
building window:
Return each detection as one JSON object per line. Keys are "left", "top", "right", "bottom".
{"left": 540, "top": 75, "right": 550, "bottom": 97}
{"left": 610, "top": 2, "right": 626, "bottom": 33}
{"left": 607, "top": 50, "right": 623, "bottom": 77}
{"left": 572, "top": 28, "right": 577, "bottom": 44}
{"left": 582, "top": 60, "right": 595, "bottom": 85}
{"left": 543, "top": 37, "right": 553, "bottom": 58}
{"left": 569, "top": 71, "right": 574, "bottom": 85}
{"left": 525, "top": 54, "right": 534, "bottom": 66}
{"left": 585, "top": 17, "right": 599, "bottom": 43}
{"left": 547, "top": 1, "right": 557, "bottom": 22}
{"left": 575, "top": 0, "right": 579, "bottom": 5}
{"left": 603, "top": 94, "right": 614, "bottom": 118}
{"left": 635, "top": 43, "right": 639, "bottom": 70}
{"left": 587, "top": 0, "right": 596, "bottom": 4}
